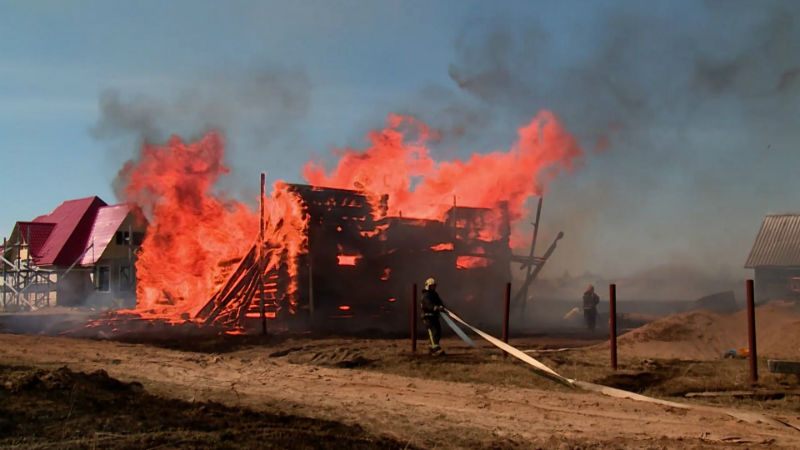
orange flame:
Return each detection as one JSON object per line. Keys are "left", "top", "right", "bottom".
{"left": 430, "top": 242, "right": 454, "bottom": 251}
{"left": 456, "top": 256, "right": 490, "bottom": 270}
{"left": 337, "top": 255, "right": 359, "bottom": 266}
{"left": 119, "top": 132, "right": 306, "bottom": 320}
{"left": 304, "top": 111, "right": 582, "bottom": 246}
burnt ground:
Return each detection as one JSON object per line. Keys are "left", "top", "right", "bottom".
{"left": 1, "top": 327, "right": 800, "bottom": 448}
{"left": 0, "top": 364, "right": 410, "bottom": 449}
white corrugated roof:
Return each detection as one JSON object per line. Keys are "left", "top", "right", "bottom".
{"left": 745, "top": 213, "right": 800, "bottom": 268}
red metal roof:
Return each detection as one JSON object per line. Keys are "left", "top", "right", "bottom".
{"left": 32, "top": 196, "right": 107, "bottom": 266}
{"left": 15, "top": 222, "right": 56, "bottom": 261}
{"left": 80, "top": 204, "right": 132, "bottom": 266}
{"left": 745, "top": 213, "right": 800, "bottom": 268}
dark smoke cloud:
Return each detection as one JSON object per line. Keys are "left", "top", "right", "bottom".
{"left": 90, "top": 66, "right": 311, "bottom": 201}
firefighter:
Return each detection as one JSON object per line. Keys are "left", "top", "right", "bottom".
{"left": 582, "top": 284, "right": 600, "bottom": 331}
{"left": 421, "top": 277, "right": 445, "bottom": 356}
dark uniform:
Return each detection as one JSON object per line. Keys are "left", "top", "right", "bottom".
{"left": 421, "top": 287, "right": 445, "bottom": 354}
{"left": 583, "top": 288, "right": 600, "bottom": 331}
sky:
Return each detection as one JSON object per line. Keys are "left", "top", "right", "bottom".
{"left": 1, "top": 0, "right": 799, "bottom": 291}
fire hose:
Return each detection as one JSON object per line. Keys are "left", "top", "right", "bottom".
{"left": 440, "top": 311, "right": 479, "bottom": 349}
{"left": 443, "top": 308, "right": 574, "bottom": 387}
{"left": 441, "top": 308, "right": 800, "bottom": 431}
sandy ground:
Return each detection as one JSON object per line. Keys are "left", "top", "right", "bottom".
{"left": 2, "top": 331, "right": 800, "bottom": 449}
{"left": 616, "top": 301, "right": 800, "bottom": 360}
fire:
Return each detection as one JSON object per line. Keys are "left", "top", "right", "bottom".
{"left": 430, "top": 242, "right": 454, "bottom": 251}
{"left": 456, "top": 256, "right": 490, "bottom": 270}
{"left": 119, "top": 132, "right": 306, "bottom": 320}
{"left": 115, "top": 109, "right": 582, "bottom": 326}
{"left": 261, "top": 182, "right": 308, "bottom": 306}
{"left": 337, "top": 255, "right": 359, "bottom": 266}
{"left": 304, "top": 111, "right": 582, "bottom": 245}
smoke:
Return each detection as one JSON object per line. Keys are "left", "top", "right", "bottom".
{"left": 91, "top": 67, "right": 310, "bottom": 143}
{"left": 91, "top": 67, "right": 311, "bottom": 199}
{"left": 447, "top": 5, "right": 800, "bottom": 135}
{"left": 433, "top": 1, "right": 800, "bottom": 289}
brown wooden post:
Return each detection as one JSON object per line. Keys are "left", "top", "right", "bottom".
{"left": 259, "top": 172, "right": 267, "bottom": 335}
{"left": 411, "top": 283, "right": 417, "bottom": 352}
{"left": 609, "top": 283, "right": 617, "bottom": 371}
{"left": 747, "top": 279, "right": 758, "bottom": 383}
{"left": 503, "top": 282, "right": 511, "bottom": 357}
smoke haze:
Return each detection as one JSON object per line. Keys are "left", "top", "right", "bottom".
{"left": 84, "top": 1, "right": 800, "bottom": 301}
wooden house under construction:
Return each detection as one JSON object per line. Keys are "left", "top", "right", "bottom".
{"left": 1, "top": 197, "right": 146, "bottom": 311}
{"left": 199, "top": 182, "right": 561, "bottom": 332}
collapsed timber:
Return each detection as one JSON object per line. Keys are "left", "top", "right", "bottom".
{"left": 83, "top": 179, "right": 563, "bottom": 335}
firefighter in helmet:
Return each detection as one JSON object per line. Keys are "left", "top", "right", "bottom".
{"left": 421, "top": 277, "right": 445, "bottom": 355}
{"left": 583, "top": 284, "right": 600, "bottom": 331}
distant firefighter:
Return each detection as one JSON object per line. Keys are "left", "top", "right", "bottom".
{"left": 421, "top": 277, "right": 446, "bottom": 356}
{"left": 582, "top": 285, "right": 600, "bottom": 331}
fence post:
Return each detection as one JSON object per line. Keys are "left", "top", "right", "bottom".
{"left": 411, "top": 283, "right": 417, "bottom": 353}
{"left": 610, "top": 283, "right": 617, "bottom": 371}
{"left": 746, "top": 279, "right": 758, "bottom": 383}
{"left": 503, "top": 282, "right": 511, "bottom": 358}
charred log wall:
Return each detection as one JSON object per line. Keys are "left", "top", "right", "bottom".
{"left": 274, "top": 184, "right": 512, "bottom": 331}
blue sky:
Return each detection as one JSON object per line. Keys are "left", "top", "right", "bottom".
{"left": 2, "top": 0, "right": 799, "bottom": 285}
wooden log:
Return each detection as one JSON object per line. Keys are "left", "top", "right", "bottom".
{"left": 196, "top": 245, "right": 256, "bottom": 318}
{"left": 203, "top": 265, "right": 260, "bottom": 324}
{"left": 216, "top": 257, "right": 266, "bottom": 325}
{"left": 208, "top": 250, "right": 253, "bottom": 305}
{"left": 235, "top": 277, "right": 260, "bottom": 327}
{"left": 215, "top": 247, "right": 256, "bottom": 299}
{"left": 685, "top": 390, "right": 797, "bottom": 400}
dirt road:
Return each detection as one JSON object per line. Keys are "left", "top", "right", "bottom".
{"left": 2, "top": 333, "right": 798, "bottom": 448}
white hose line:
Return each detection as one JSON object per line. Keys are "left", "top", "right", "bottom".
{"left": 443, "top": 308, "right": 800, "bottom": 431}
{"left": 440, "top": 312, "right": 480, "bottom": 349}
{"left": 444, "top": 309, "right": 575, "bottom": 388}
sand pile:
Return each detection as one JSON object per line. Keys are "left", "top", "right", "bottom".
{"left": 615, "top": 301, "right": 800, "bottom": 360}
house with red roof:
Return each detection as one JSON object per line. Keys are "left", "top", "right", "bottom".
{"left": 2, "top": 196, "right": 146, "bottom": 310}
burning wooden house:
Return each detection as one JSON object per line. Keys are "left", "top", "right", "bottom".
{"left": 196, "top": 182, "right": 517, "bottom": 331}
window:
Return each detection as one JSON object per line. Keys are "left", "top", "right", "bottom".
{"left": 97, "top": 266, "right": 110, "bottom": 292}
{"left": 116, "top": 231, "right": 144, "bottom": 246}
{"left": 115, "top": 231, "right": 130, "bottom": 245}
{"left": 119, "top": 266, "right": 133, "bottom": 292}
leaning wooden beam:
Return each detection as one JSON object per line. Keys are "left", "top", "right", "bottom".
{"left": 211, "top": 246, "right": 256, "bottom": 303}
{"left": 203, "top": 266, "right": 259, "bottom": 324}
{"left": 234, "top": 273, "right": 261, "bottom": 327}
{"left": 196, "top": 245, "right": 256, "bottom": 319}
{"left": 211, "top": 254, "right": 270, "bottom": 322}
{"left": 512, "top": 231, "right": 564, "bottom": 305}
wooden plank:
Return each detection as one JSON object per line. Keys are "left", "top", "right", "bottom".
{"left": 196, "top": 245, "right": 256, "bottom": 318}
{"left": 685, "top": 390, "right": 800, "bottom": 399}
{"left": 768, "top": 360, "right": 800, "bottom": 374}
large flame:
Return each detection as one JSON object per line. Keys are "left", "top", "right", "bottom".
{"left": 119, "top": 132, "right": 306, "bottom": 319}
{"left": 118, "top": 110, "right": 581, "bottom": 321}
{"left": 304, "top": 111, "right": 583, "bottom": 242}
